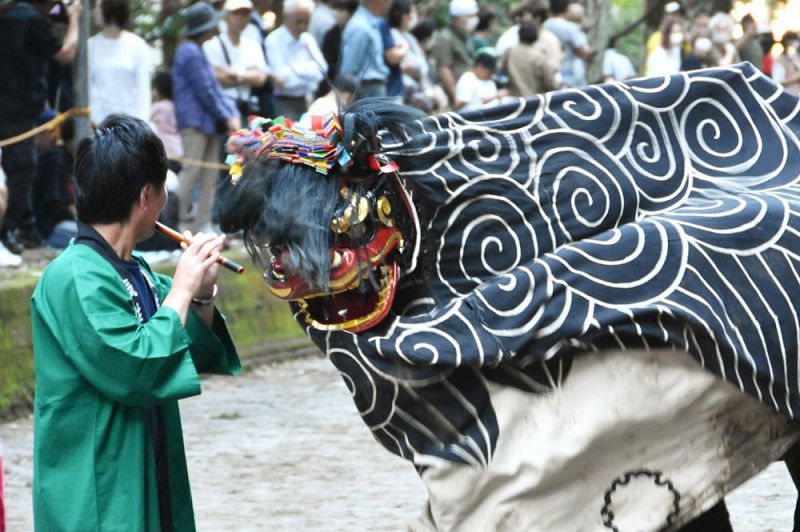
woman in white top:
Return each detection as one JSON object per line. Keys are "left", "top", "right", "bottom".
{"left": 645, "top": 19, "right": 685, "bottom": 77}
{"left": 88, "top": 0, "right": 153, "bottom": 124}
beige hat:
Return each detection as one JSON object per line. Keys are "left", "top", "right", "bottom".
{"left": 224, "top": 0, "right": 254, "bottom": 12}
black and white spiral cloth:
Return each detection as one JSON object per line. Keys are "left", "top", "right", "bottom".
{"left": 299, "top": 63, "right": 800, "bottom": 465}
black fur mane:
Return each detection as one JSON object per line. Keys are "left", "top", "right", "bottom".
{"left": 219, "top": 99, "right": 424, "bottom": 291}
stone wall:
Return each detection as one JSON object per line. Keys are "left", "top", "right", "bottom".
{"left": 0, "top": 250, "right": 311, "bottom": 420}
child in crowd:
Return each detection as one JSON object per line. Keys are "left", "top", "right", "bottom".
{"left": 300, "top": 74, "right": 358, "bottom": 128}
{"left": 150, "top": 69, "right": 183, "bottom": 174}
{"left": 32, "top": 109, "right": 77, "bottom": 249}
{"left": 139, "top": 69, "right": 182, "bottom": 253}
{"left": 454, "top": 51, "right": 507, "bottom": 112}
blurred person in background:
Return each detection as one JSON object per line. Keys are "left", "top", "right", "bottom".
{"left": 774, "top": 32, "right": 800, "bottom": 95}
{"left": 265, "top": 0, "right": 327, "bottom": 119}
{"left": 203, "top": 0, "right": 270, "bottom": 124}
{"left": 173, "top": 1, "right": 239, "bottom": 234}
{"left": 320, "top": 0, "right": 359, "bottom": 90}
{"left": 32, "top": 109, "right": 76, "bottom": 249}
{"left": 88, "top": 0, "right": 152, "bottom": 124}
{"left": 736, "top": 13, "right": 763, "bottom": 68}
{"left": 760, "top": 30, "right": 776, "bottom": 76}
{"left": 454, "top": 51, "right": 506, "bottom": 112}
{"left": 708, "top": 12, "right": 738, "bottom": 67}
{"left": 310, "top": 0, "right": 337, "bottom": 45}
{"left": 383, "top": 0, "right": 411, "bottom": 104}
{"left": 503, "top": 21, "right": 559, "bottom": 96}
{"left": 470, "top": 6, "right": 496, "bottom": 51}
{"left": 432, "top": 0, "right": 479, "bottom": 105}
{"left": 0, "top": 149, "right": 22, "bottom": 267}
{"left": 340, "top": 0, "right": 392, "bottom": 99}
{"left": 644, "top": 1, "right": 686, "bottom": 75}
{"left": 0, "top": 0, "right": 81, "bottom": 254}
{"left": 406, "top": 19, "right": 448, "bottom": 111}
{"left": 681, "top": 33, "right": 714, "bottom": 71}
{"left": 645, "top": 17, "right": 685, "bottom": 77}
{"left": 496, "top": 0, "right": 562, "bottom": 84}
{"left": 565, "top": 1, "right": 586, "bottom": 86}
{"left": 602, "top": 35, "right": 636, "bottom": 81}
{"left": 301, "top": 73, "right": 358, "bottom": 126}
{"left": 543, "top": 0, "right": 592, "bottom": 88}
{"left": 688, "top": 6, "right": 710, "bottom": 43}
{"left": 145, "top": 69, "right": 183, "bottom": 252}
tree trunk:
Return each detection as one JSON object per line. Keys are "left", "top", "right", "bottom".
{"left": 585, "top": 0, "right": 613, "bottom": 84}
{"left": 160, "top": 0, "right": 182, "bottom": 67}
{"left": 74, "top": 2, "right": 92, "bottom": 142}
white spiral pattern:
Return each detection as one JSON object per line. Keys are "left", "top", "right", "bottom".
{"left": 300, "top": 64, "right": 800, "bottom": 464}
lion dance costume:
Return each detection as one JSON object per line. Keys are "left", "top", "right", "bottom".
{"left": 221, "top": 64, "right": 800, "bottom": 529}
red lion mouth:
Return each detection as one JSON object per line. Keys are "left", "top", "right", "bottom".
{"left": 263, "top": 227, "right": 403, "bottom": 332}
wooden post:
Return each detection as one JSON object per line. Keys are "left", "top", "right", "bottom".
{"left": 74, "top": 0, "right": 91, "bottom": 142}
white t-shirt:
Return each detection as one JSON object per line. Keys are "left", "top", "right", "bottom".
{"left": 645, "top": 46, "right": 682, "bottom": 77}
{"left": 455, "top": 71, "right": 498, "bottom": 112}
{"left": 88, "top": 31, "right": 153, "bottom": 124}
{"left": 603, "top": 48, "right": 637, "bottom": 81}
{"left": 203, "top": 32, "right": 269, "bottom": 101}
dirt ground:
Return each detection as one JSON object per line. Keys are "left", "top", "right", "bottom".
{"left": 2, "top": 355, "right": 797, "bottom": 531}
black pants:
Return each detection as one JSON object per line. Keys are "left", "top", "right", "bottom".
{"left": 0, "top": 121, "right": 37, "bottom": 233}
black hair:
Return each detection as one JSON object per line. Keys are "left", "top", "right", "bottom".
{"left": 331, "top": 0, "right": 358, "bottom": 13}
{"left": 75, "top": 115, "right": 167, "bottom": 224}
{"left": 549, "top": 0, "right": 569, "bottom": 16}
{"left": 518, "top": 21, "right": 538, "bottom": 44}
{"left": 474, "top": 52, "right": 496, "bottom": 71}
{"left": 510, "top": 0, "right": 548, "bottom": 22}
{"left": 219, "top": 99, "right": 424, "bottom": 290}
{"left": 152, "top": 68, "right": 174, "bottom": 100}
{"left": 334, "top": 73, "right": 359, "bottom": 94}
{"left": 783, "top": 31, "right": 799, "bottom": 45}
{"left": 387, "top": 0, "right": 412, "bottom": 29}
{"left": 410, "top": 19, "right": 435, "bottom": 42}
{"left": 476, "top": 7, "right": 494, "bottom": 32}
{"left": 101, "top": 0, "right": 130, "bottom": 28}
{"left": 740, "top": 13, "right": 755, "bottom": 27}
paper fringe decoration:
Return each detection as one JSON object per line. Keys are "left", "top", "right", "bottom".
{"left": 225, "top": 113, "right": 351, "bottom": 184}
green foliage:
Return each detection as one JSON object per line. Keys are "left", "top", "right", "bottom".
{"left": 611, "top": 0, "right": 646, "bottom": 73}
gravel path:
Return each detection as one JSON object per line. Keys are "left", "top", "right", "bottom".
{"left": 2, "top": 356, "right": 796, "bottom": 531}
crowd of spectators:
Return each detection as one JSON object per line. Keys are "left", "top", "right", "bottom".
{"left": 0, "top": 0, "right": 799, "bottom": 269}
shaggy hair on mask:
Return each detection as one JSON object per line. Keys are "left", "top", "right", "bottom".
{"left": 219, "top": 98, "right": 424, "bottom": 291}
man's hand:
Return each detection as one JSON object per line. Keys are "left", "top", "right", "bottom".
{"left": 173, "top": 232, "right": 225, "bottom": 298}
{"left": 163, "top": 232, "right": 226, "bottom": 325}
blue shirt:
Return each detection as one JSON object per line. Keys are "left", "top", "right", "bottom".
{"left": 172, "top": 41, "right": 236, "bottom": 135}
{"left": 121, "top": 258, "right": 158, "bottom": 322}
{"left": 380, "top": 22, "right": 403, "bottom": 97}
{"left": 340, "top": 5, "right": 389, "bottom": 82}
{"left": 543, "top": 17, "right": 588, "bottom": 88}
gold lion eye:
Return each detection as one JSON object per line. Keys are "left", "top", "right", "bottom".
{"left": 377, "top": 196, "right": 394, "bottom": 226}
{"left": 331, "top": 214, "right": 350, "bottom": 234}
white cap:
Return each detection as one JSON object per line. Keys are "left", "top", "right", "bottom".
{"left": 224, "top": 0, "right": 253, "bottom": 12}
{"left": 449, "top": 0, "right": 478, "bottom": 18}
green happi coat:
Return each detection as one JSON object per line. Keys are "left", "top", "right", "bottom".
{"left": 31, "top": 242, "right": 240, "bottom": 531}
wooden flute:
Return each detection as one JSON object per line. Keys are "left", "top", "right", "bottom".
{"left": 155, "top": 221, "right": 245, "bottom": 274}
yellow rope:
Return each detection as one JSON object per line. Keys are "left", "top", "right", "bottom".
{"left": 0, "top": 108, "right": 90, "bottom": 148}
{"left": 0, "top": 107, "right": 230, "bottom": 171}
